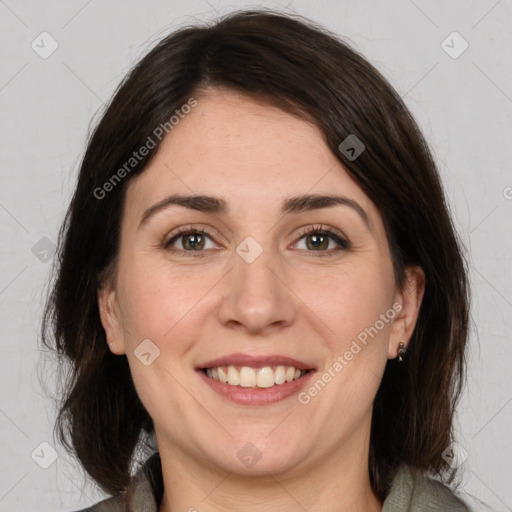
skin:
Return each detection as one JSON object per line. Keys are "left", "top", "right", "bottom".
{"left": 98, "top": 87, "right": 425, "bottom": 512}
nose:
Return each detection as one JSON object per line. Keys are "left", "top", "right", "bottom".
{"left": 216, "top": 243, "right": 297, "bottom": 336}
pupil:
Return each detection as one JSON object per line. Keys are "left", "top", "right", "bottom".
{"left": 185, "top": 234, "right": 203, "bottom": 250}
{"left": 308, "top": 234, "right": 327, "bottom": 250}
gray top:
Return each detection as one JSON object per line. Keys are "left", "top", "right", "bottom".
{"left": 73, "top": 452, "right": 470, "bottom": 511}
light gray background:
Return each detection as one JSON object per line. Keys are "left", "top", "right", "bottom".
{"left": 0, "top": 1, "right": 510, "bottom": 511}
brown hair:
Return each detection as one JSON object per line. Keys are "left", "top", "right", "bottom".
{"left": 41, "top": 8, "right": 470, "bottom": 501}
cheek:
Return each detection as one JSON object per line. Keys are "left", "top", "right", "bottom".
{"left": 298, "top": 260, "right": 394, "bottom": 405}
{"left": 117, "top": 259, "right": 211, "bottom": 345}
{"left": 115, "top": 261, "right": 210, "bottom": 430}
{"left": 299, "top": 260, "right": 394, "bottom": 345}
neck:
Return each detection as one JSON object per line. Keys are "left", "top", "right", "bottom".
{"left": 157, "top": 430, "right": 382, "bottom": 512}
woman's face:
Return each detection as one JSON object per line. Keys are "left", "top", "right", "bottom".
{"left": 99, "top": 88, "right": 424, "bottom": 478}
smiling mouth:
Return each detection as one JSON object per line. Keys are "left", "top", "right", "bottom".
{"left": 202, "top": 365, "right": 310, "bottom": 388}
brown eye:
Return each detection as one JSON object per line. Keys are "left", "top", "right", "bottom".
{"left": 164, "top": 229, "right": 216, "bottom": 254}
{"left": 304, "top": 233, "right": 330, "bottom": 251}
{"left": 294, "top": 225, "right": 350, "bottom": 257}
{"left": 179, "top": 233, "right": 206, "bottom": 250}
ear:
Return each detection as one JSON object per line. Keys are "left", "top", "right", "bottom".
{"left": 98, "top": 281, "right": 126, "bottom": 355}
{"left": 387, "top": 265, "right": 425, "bottom": 359}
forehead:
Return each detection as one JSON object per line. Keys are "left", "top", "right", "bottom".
{"left": 124, "top": 88, "right": 380, "bottom": 228}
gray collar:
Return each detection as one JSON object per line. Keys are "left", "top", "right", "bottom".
{"left": 382, "top": 463, "right": 470, "bottom": 511}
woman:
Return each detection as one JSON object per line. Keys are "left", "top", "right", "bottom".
{"left": 42, "top": 9, "right": 472, "bottom": 511}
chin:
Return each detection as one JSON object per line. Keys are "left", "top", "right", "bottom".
{"left": 203, "top": 432, "right": 310, "bottom": 476}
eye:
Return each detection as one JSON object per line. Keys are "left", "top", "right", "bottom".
{"left": 293, "top": 225, "right": 350, "bottom": 257}
{"left": 163, "top": 226, "right": 217, "bottom": 256}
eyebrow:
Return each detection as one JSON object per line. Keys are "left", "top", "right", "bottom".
{"left": 138, "top": 193, "right": 372, "bottom": 231}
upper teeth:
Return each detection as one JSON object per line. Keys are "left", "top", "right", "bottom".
{"left": 205, "top": 365, "right": 307, "bottom": 388}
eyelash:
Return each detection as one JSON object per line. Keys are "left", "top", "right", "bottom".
{"left": 163, "top": 224, "right": 350, "bottom": 259}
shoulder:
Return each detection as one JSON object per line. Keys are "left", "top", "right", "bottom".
{"left": 383, "top": 463, "right": 471, "bottom": 512}
{"left": 70, "top": 451, "right": 163, "bottom": 512}
{"left": 69, "top": 493, "right": 126, "bottom": 512}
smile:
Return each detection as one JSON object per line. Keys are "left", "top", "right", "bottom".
{"left": 196, "top": 353, "right": 315, "bottom": 405}
{"left": 204, "top": 365, "right": 309, "bottom": 388}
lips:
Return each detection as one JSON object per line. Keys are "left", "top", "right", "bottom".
{"left": 196, "top": 352, "right": 316, "bottom": 405}
{"left": 197, "top": 353, "right": 314, "bottom": 371}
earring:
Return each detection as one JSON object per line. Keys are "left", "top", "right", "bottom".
{"left": 397, "top": 342, "right": 407, "bottom": 362}
{"left": 108, "top": 342, "right": 113, "bottom": 350}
